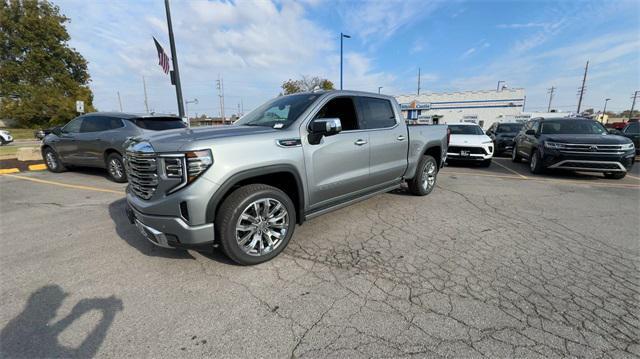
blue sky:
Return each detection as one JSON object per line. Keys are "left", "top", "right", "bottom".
{"left": 55, "top": 0, "right": 639, "bottom": 117}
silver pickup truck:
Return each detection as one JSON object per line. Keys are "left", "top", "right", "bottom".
{"left": 125, "top": 90, "right": 449, "bottom": 265}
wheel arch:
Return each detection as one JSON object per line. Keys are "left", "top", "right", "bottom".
{"left": 103, "top": 148, "right": 123, "bottom": 163}
{"left": 206, "top": 165, "right": 305, "bottom": 225}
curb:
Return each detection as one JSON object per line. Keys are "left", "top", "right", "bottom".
{"left": 0, "top": 162, "right": 46, "bottom": 174}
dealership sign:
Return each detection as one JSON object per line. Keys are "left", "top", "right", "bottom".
{"left": 400, "top": 101, "right": 431, "bottom": 110}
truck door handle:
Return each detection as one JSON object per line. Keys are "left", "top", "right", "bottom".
{"left": 354, "top": 139, "right": 367, "bottom": 146}
{"left": 397, "top": 135, "right": 406, "bottom": 141}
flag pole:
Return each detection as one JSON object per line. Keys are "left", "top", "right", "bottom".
{"left": 164, "top": 0, "right": 185, "bottom": 118}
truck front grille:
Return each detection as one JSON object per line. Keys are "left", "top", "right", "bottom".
{"left": 125, "top": 152, "right": 158, "bottom": 200}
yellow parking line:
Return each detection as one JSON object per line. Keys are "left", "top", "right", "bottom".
{"left": 0, "top": 168, "right": 20, "bottom": 174}
{"left": 0, "top": 173, "right": 124, "bottom": 195}
{"left": 491, "top": 158, "right": 528, "bottom": 179}
{"left": 28, "top": 164, "right": 47, "bottom": 171}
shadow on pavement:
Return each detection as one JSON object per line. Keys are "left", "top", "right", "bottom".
{"left": 108, "top": 198, "right": 195, "bottom": 259}
{"left": 0, "top": 285, "right": 122, "bottom": 358}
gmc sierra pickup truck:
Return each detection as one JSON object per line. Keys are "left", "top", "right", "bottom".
{"left": 124, "top": 90, "right": 449, "bottom": 265}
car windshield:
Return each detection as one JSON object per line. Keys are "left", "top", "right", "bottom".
{"left": 449, "top": 124, "right": 484, "bottom": 135}
{"left": 132, "top": 117, "right": 187, "bottom": 131}
{"left": 497, "top": 123, "right": 523, "bottom": 133}
{"left": 235, "top": 94, "right": 320, "bottom": 129}
{"left": 540, "top": 119, "right": 607, "bottom": 135}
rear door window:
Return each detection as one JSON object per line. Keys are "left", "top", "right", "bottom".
{"left": 358, "top": 97, "right": 397, "bottom": 129}
{"left": 132, "top": 117, "right": 187, "bottom": 131}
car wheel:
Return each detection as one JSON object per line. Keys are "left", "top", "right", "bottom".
{"left": 43, "top": 147, "right": 66, "bottom": 173}
{"left": 604, "top": 172, "right": 626, "bottom": 179}
{"left": 408, "top": 155, "right": 438, "bottom": 196}
{"left": 216, "top": 184, "right": 296, "bottom": 265}
{"left": 106, "top": 153, "right": 127, "bottom": 183}
{"left": 0, "top": 137, "right": 5, "bottom": 146}
{"left": 512, "top": 146, "right": 522, "bottom": 162}
{"left": 529, "top": 150, "right": 544, "bottom": 174}
{"left": 479, "top": 159, "right": 491, "bottom": 167}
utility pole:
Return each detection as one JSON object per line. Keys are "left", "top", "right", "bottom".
{"left": 117, "top": 91, "right": 123, "bottom": 112}
{"left": 340, "top": 33, "right": 351, "bottom": 90}
{"left": 630, "top": 91, "right": 639, "bottom": 118}
{"left": 216, "top": 75, "right": 225, "bottom": 123}
{"left": 576, "top": 60, "right": 589, "bottom": 114}
{"left": 164, "top": 0, "right": 185, "bottom": 118}
{"left": 142, "top": 76, "right": 149, "bottom": 113}
{"left": 417, "top": 67, "right": 421, "bottom": 95}
{"left": 378, "top": 86, "right": 383, "bottom": 94}
{"left": 547, "top": 86, "right": 555, "bottom": 112}
{"left": 497, "top": 80, "right": 505, "bottom": 92}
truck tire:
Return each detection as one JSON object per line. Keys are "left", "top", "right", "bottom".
{"left": 512, "top": 146, "right": 522, "bottom": 162}
{"left": 529, "top": 150, "right": 544, "bottom": 174}
{"left": 407, "top": 155, "right": 438, "bottom": 196}
{"left": 43, "top": 147, "right": 66, "bottom": 173}
{"left": 106, "top": 153, "right": 127, "bottom": 183}
{"left": 216, "top": 184, "right": 296, "bottom": 265}
{"left": 604, "top": 172, "right": 626, "bottom": 179}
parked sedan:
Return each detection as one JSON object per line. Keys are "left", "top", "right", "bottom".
{"left": 0, "top": 129, "right": 13, "bottom": 145}
{"left": 42, "top": 112, "right": 187, "bottom": 182}
{"left": 486, "top": 122, "right": 523, "bottom": 155}
{"left": 446, "top": 123, "right": 494, "bottom": 166}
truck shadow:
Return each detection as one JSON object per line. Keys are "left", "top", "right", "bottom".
{"left": 0, "top": 285, "right": 122, "bottom": 358}
{"left": 108, "top": 198, "right": 195, "bottom": 259}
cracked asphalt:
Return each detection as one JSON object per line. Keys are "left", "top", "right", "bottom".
{"left": 1, "top": 163, "right": 639, "bottom": 358}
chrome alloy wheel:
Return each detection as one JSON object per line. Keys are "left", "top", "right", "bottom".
{"left": 235, "top": 198, "right": 289, "bottom": 257}
{"left": 108, "top": 159, "right": 124, "bottom": 179}
{"left": 45, "top": 151, "right": 57, "bottom": 170}
{"left": 422, "top": 160, "right": 437, "bottom": 191}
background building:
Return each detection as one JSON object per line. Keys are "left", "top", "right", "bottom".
{"left": 396, "top": 88, "right": 525, "bottom": 129}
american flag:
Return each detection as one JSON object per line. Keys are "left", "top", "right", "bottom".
{"left": 153, "top": 37, "right": 170, "bottom": 74}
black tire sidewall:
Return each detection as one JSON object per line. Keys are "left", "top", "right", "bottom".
{"left": 43, "top": 148, "right": 64, "bottom": 173}
{"left": 530, "top": 150, "right": 543, "bottom": 174}
{"left": 218, "top": 186, "right": 296, "bottom": 265}
{"left": 106, "top": 153, "right": 127, "bottom": 183}
{"left": 410, "top": 155, "right": 437, "bottom": 196}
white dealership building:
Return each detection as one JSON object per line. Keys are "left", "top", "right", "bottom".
{"left": 395, "top": 88, "right": 526, "bottom": 129}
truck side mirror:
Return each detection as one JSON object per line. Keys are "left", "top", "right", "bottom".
{"left": 308, "top": 118, "right": 342, "bottom": 144}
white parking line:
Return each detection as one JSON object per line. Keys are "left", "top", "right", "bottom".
{"left": 492, "top": 158, "right": 528, "bottom": 179}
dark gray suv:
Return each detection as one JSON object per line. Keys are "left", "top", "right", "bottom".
{"left": 42, "top": 112, "right": 187, "bottom": 182}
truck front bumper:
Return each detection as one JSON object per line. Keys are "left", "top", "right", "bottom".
{"left": 126, "top": 202, "right": 214, "bottom": 250}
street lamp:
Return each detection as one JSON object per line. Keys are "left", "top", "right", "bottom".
{"left": 378, "top": 86, "right": 383, "bottom": 94}
{"left": 340, "top": 32, "right": 351, "bottom": 90}
{"left": 185, "top": 98, "right": 198, "bottom": 123}
{"left": 496, "top": 80, "right": 505, "bottom": 92}
{"left": 602, "top": 98, "right": 611, "bottom": 123}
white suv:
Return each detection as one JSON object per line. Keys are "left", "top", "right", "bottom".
{"left": 446, "top": 123, "right": 494, "bottom": 166}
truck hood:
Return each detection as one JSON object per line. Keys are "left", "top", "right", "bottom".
{"left": 541, "top": 134, "right": 632, "bottom": 144}
{"left": 449, "top": 134, "right": 491, "bottom": 146}
{"left": 127, "top": 125, "right": 277, "bottom": 152}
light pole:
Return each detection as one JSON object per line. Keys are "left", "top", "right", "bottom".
{"left": 602, "top": 98, "right": 610, "bottom": 123}
{"left": 378, "top": 86, "right": 383, "bottom": 94}
{"left": 185, "top": 98, "right": 198, "bottom": 124}
{"left": 496, "top": 80, "right": 505, "bottom": 92}
{"left": 340, "top": 32, "right": 351, "bottom": 90}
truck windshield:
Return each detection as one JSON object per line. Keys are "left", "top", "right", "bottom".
{"left": 235, "top": 94, "right": 320, "bottom": 129}
{"left": 540, "top": 120, "right": 607, "bottom": 135}
{"left": 132, "top": 117, "right": 187, "bottom": 131}
{"left": 449, "top": 125, "right": 484, "bottom": 135}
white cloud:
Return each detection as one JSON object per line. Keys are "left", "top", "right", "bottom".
{"left": 460, "top": 40, "right": 490, "bottom": 59}
{"left": 497, "top": 22, "right": 553, "bottom": 29}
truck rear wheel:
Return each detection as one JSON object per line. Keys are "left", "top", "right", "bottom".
{"left": 407, "top": 155, "right": 438, "bottom": 196}
{"left": 216, "top": 184, "right": 296, "bottom": 265}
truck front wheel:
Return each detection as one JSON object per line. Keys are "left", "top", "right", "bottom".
{"left": 216, "top": 184, "right": 296, "bottom": 265}
{"left": 407, "top": 155, "right": 438, "bottom": 196}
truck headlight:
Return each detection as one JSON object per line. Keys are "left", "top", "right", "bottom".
{"left": 162, "top": 150, "right": 213, "bottom": 193}
{"left": 544, "top": 141, "right": 566, "bottom": 149}
{"left": 621, "top": 142, "right": 635, "bottom": 151}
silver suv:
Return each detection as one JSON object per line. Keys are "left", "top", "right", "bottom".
{"left": 124, "top": 91, "right": 449, "bottom": 265}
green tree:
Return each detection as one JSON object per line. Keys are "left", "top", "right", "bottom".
{"left": 0, "top": 0, "right": 94, "bottom": 128}
{"left": 281, "top": 76, "right": 334, "bottom": 95}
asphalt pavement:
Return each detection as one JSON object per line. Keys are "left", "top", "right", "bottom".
{"left": 1, "top": 162, "right": 639, "bottom": 358}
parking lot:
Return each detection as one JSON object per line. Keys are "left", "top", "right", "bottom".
{"left": 1, "top": 158, "right": 639, "bottom": 358}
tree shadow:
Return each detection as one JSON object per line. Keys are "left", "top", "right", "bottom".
{"left": 108, "top": 198, "right": 195, "bottom": 259}
{"left": 1, "top": 285, "right": 123, "bottom": 358}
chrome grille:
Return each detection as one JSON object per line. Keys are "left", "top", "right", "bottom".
{"left": 125, "top": 151, "right": 158, "bottom": 200}
{"left": 559, "top": 143, "right": 624, "bottom": 154}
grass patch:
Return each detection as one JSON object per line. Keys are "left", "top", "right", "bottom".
{"left": 0, "top": 128, "right": 37, "bottom": 140}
